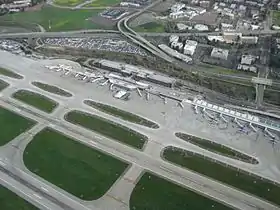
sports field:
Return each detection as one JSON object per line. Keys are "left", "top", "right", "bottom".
{"left": 65, "top": 110, "right": 147, "bottom": 149}
{"left": 84, "top": 100, "right": 159, "bottom": 128}
{"left": 32, "top": 81, "right": 72, "bottom": 97}
{"left": 0, "top": 79, "right": 9, "bottom": 91}
{"left": 85, "top": 0, "right": 122, "bottom": 7}
{"left": 0, "top": 67, "right": 23, "bottom": 79}
{"left": 23, "top": 128, "right": 129, "bottom": 200}
{"left": 0, "top": 6, "right": 106, "bottom": 32}
{"left": 0, "top": 106, "right": 35, "bottom": 146}
{"left": 163, "top": 146, "right": 280, "bottom": 206}
{"left": 175, "top": 132, "right": 258, "bottom": 164}
{"left": 130, "top": 172, "right": 233, "bottom": 210}
{"left": 12, "top": 90, "right": 58, "bottom": 113}
{"left": 0, "top": 185, "right": 38, "bottom": 210}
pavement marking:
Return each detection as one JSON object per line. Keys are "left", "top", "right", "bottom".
{"left": 33, "top": 193, "right": 42, "bottom": 199}
{"left": 41, "top": 186, "right": 49, "bottom": 192}
{"left": 0, "top": 175, "right": 51, "bottom": 210}
{"left": 0, "top": 160, "right": 6, "bottom": 166}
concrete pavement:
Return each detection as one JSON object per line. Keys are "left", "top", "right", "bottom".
{"left": 0, "top": 50, "right": 280, "bottom": 209}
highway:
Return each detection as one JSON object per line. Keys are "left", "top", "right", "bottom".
{"left": 0, "top": 51, "right": 280, "bottom": 210}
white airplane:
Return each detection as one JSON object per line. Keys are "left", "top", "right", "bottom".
{"left": 136, "top": 88, "right": 142, "bottom": 97}
{"left": 146, "top": 92, "right": 150, "bottom": 100}
{"left": 100, "top": 79, "right": 109, "bottom": 86}
{"left": 64, "top": 70, "right": 70, "bottom": 76}
{"left": 178, "top": 102, "right": 184, "bottom": 108}
{"left": 92, "top": 77, "right": 104, "bottom": 83}
{"left": 75, "top": 72, "right": 82, "bottom": 78}
{"left": 110, "top": 83, "right": 114, "bottom": 90}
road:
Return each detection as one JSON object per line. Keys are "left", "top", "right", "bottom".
{"left": 0, "top": 51, "right": 280, "bottom": 209}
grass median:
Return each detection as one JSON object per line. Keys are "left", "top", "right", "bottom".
{"left": 23, "top": 127, "right": 129, "bottom": 200}
{"left": 0, "top": 106, "right": 36, "bottom": 146}
{"left": 175, "top": 132, "right": 258, "bottom": 164}
{"left": 12, "top": 90, "right": 58, "bottom": 113}
{"left": 130, "top": 172, "right": 233, "bottom": 210}
{"left": 65, "top": 110, "right": 147, "bottom": 149}
{"left": 0, "top": 79, "right": 9, "bottom": 91}
{"left": 32, "top": 82, "right": 72, "bottom": 97}
{"left": 0, "top": 185, "right": 38, "bottom": 210}
{"left": 0, "top": 67, "right": 23, "bottom": 79}
{"left": 163, "top": 146, "right": 280, "bottom": 206}
{"left": 84, "top": 100, "right": 159, "bottom": 129}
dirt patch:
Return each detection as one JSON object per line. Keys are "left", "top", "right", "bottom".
{"left": 24, "top": 2, "right": 44, "bottom": 12}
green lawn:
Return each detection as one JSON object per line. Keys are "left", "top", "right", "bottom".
{"left": 12, "top": 90, "right": 58, "bottom": 113}
{"left": 0, "top": 67, "right": 23, "bottom": 79}
{"left": 0, "top": 106, "right": 36, "bottom": 146}
{"left": 134, "top": 22, "right": 165, "bottom": 33}
{"left": 0, "top": 79, "right": 9, "bottom": 91}
{"left": 84, "top": 100, "right": 159, "bottom": 129}
{"left": 84, "top": 0, "right": 121, "bottom": 7}
{"left": 175, "top": 132, "right": 258, "bottom": 164}
{"left": 163, "top": 146, "right": 280, "bottom": 206}
{"left": 0, "top": 185, "right": 38, "bottom": 210}
{"left": 0, "top": 6, "right": 106, "bottom": 32}
{"left": 130, "top": 172, "right": 233, "bottom": 210}
{"left": 272, "top": 11, "right": 280, "bottom": 25}
{"left": 32, "top": 82, "right": 72, "bottom": 97}
{"left": 24, "top": 128, "right": 129, "bottom": 200}
{"left": 65, "top": 110, "right": 147, "bottom": 149}
{"left": 54, "top": 0, "right": 85, "bottom": 6}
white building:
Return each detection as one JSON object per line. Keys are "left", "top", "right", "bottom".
{"left": 241, "top": 36, "right": 258, "bottom": 44}
{"left": 194, "top": 24, "right": 209, "bottom": 31}
{"left": 211, "top": 48, "right": 229, "bottom": 60}
{"left": 241, "top": 55, "right": 257, "bottom": 65}
{"left": 171, "top": 3, "right": 185, "bottom": 13}
{"left": 183, "top": 40, "right": 197, "bottom": 56}
{"left": 158, "top": 44, "right": 193, "bottom": 63}
{"left": 169, "top": 35, "right": 179, "bottom": 44}
{"left": 237, "top": 64, "right": 257, "bottom": 73}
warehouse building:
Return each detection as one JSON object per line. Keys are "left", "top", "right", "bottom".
{"left": 183, "top": 40, "right": 197, "bottom": 56}
{"left": 211, "top": 48, "right": 229, "bottom": 60}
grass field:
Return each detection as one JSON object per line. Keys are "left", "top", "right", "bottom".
{"left": 84, "top": 0, "right": 121, "bottom": 7}
{"left": 175, "top": 132, "right": 258, "bottom": 164}
{"left": 12, "top": 90, "right": 58, "bottom": 113}
{"left": 0, "top": 106, "right": 35, "bottom": 146}
{"left": 0, "top": 67, "right": 23, "bottom": 79}
{"left": 0, "top": 185, "right": 38, "bottom": 210}
{"left": 163, "top": 146, "right": 280, "bottom": 206}
{"left": 54, "top": 0, "right": 85, "bottom": 6}
{"left": 32, "top": 82, "right": 72, "bottom": 97}
{"left": 84, "top": 100, "right": 159, "bottom": 129}
{"left": 65, "top": 110, "right": 147, "bottom": 149}
{"left": 134, "top": 22, "right": 165, "bottom": 33}
{"left": 0, "top": 6, "right": 106, "bottom": 32}
{"left": 0, "top": 79, "right": 9, "bottom": 91}
{"left": 23, "top": 128, "right": 129, "bottom": 200}
{"left": 130, "top": 172, "right": 233, "bottom": 210}
{"left": 272, "top": 11, "right": 280, "bottom": 25}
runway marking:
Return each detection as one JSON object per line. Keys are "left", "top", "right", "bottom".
{"left": 41, "top": 186, "right": 49, "bottom": 192}
{"left": 0, "top": 176, "right": 51, "bottom": 210}
{"left": 33, "top": 193, "right": 42, "bottom": 199}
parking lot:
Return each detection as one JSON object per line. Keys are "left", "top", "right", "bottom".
{"left": 43, "top": 37, "right": 147, "bottom": 55}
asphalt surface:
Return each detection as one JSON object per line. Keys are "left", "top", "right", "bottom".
{"left": 0, "top": 51, "right": 280, "bottom": 210}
